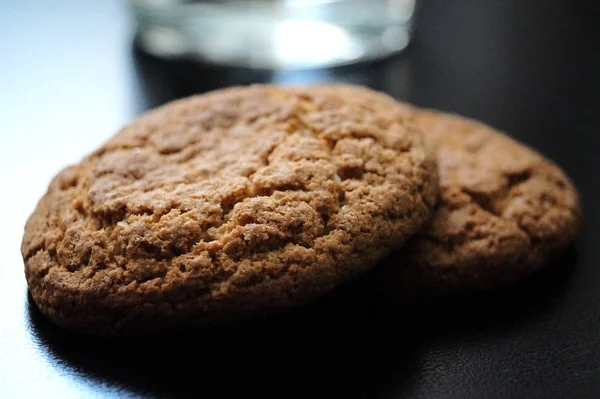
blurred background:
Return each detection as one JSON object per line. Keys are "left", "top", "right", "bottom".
{"left": 1, "top": 1, "right": 596, "bottom": 244}
{"left": 1, "top": 1, "right": 599, "bottom": 398}
{"left": 131, "top": 0, "right": 417, "bottom": 69}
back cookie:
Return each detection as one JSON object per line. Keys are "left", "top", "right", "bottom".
{"left": 377, "top": 108, "right": 581, "bottom": 296}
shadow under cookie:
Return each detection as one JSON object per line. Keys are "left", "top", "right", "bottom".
{"left": 26, "top": 247, "right": 575, "bottom": 398}
{"left": 367, "top": 245, "right": 577, "bottom": 338}
{"left": 26, "top": 289, "right": 419, "bottom": 398}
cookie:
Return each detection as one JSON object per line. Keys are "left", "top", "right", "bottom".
{"left": 376, "top": 107, "right": 581, "bottom": 296}
{"left": 22, "top": 84, "right": 438, "bottom": 335}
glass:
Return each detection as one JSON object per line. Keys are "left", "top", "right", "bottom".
{"left": 129, "top": 0, "right": 417, "bottom": 69}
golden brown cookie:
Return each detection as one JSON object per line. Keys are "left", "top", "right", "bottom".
{"left": 377, "top": 107, "right": 581, "bottom": 296}
{"left": 22, "top": 84, "right": 437, "bottom": 335}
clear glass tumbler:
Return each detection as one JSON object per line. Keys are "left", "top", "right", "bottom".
{"left": 129, "top": 0, "right": 417, "bottom": 69}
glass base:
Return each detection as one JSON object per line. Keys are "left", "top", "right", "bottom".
{"left": 130, "top": 0, "right": 415, "bottom": 69}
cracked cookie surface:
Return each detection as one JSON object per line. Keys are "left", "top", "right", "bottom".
{"left": 22, "top": 84, "right": 437, "bottom": 334}
{"left": 378, "top": 108, "right": 581, "bottom": 295}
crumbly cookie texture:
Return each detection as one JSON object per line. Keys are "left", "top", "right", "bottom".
{"left": 379, "top": 107, "right": 581, "bottom": 295}
{"left": 22, "top": 85, "right": 437, "bottom": 335}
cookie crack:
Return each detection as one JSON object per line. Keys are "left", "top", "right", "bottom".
{"left": 23, "top": 242, "right": 46, "bottom": 262}
{"left": 461, "top": 188, "right": 503, "bottom": 217}
{"left": 505, "top": 169, "right": 532, "bottom": 190}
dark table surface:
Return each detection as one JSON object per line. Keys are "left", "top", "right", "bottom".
{"left": 1, "top": 1, "right": 600, "bottom": 398}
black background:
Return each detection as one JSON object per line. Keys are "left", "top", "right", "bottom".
{"left": 1, "top": 1, "right": 599, "bottom": 398}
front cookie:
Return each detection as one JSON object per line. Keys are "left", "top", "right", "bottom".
{"left": 22, "top": 85, "right": 437, "bottom": 334}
